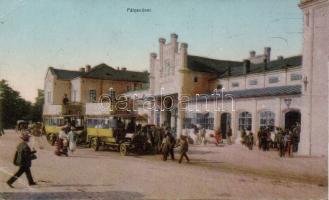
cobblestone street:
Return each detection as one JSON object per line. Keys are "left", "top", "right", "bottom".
{"left": 0, "top": 130, "right": 327, "bottom": 200}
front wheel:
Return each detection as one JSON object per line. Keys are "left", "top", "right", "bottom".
{"left": 120, "top": 144, "right": 128, "bottom": 156}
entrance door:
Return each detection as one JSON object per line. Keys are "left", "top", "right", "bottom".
{"left": 285, "top": 111, "right": 301, "bottom": 130}
{"left": 220, "top": 113, "right": 231, "bottom": 139}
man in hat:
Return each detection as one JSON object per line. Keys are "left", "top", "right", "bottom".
{"left": 7, "top": 133, "right": 37, "bottom": 188}
{"left": 178, "top": 135, "right": 190, "bottom": 164}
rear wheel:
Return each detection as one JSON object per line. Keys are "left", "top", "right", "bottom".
{"left": 91, "top": 137, "right": 99, "bottom": 151}
{"left": 120, "top": 144, "right": 128, "bottom": 156}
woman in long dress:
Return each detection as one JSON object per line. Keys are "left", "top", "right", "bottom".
{"left": 68, "top": 127, "right": 77, "bottom": 153}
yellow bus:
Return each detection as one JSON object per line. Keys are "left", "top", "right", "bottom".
{"left": 43, "top": 115, "right": 84, "bottom": 145}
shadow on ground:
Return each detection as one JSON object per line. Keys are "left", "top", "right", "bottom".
{"left": 0, "top": 190, "right": 144, "bottom": 200}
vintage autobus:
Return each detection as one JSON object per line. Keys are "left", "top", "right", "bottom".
{"left": 43, "top": 115, "right": 84, "bottom": 145}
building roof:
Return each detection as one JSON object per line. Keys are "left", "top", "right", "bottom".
{"left": 187, "top": 55, "right": 302, "bottom": 78}
{"left": 187, "top": 55, "right": 243, "bottom": 74}
{"left": 221, "top": 55, "right": 302, "bottom": 77}
{"left": 81, "top": 63, "right": 149, "bottom": 83}
{"left": 50, "top": 63, "right": 149, "bottom": 83}
{"left": 191, "top": 85, "right": 302, "bottom": 102}
{"left": 49, "top": 67, "right": 83, "bottom": 80}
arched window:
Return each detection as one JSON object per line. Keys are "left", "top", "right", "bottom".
{"left": 238, "top": 112, "right": 252, "bottom": 131}
{"left": 259, "top": 111, "right": 275, "bottom": 131}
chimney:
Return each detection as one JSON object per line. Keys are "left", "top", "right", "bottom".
{"left": 264, "top": 47, "right": 271, "bottom": 63}
{"left": 249, "top": 50, "right": 256, "bottom": 58}
{"left": 121, "top": 67, "right": 127, "bottom": 71}
{"left": 79, "top": 67, "right": 85, "bottom": 72}
{"left": 243, "top": 59, "right": 251, "bottom": 74}
{"left": 85, "top": 65, "right": 91, "bottom": 72}
{"left": 116, "top": 67, "right": 119, "bottom": 70}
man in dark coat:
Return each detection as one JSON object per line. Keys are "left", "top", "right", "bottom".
{"left": 277, "top": 129, "right": 285, "bottom": 157}
{"left": 7, "top": 133, "right": 37, "bottom": 187}
{"left": 62, "top": 93, "right": 69, "bottom": 105}
{"left": 162, "top": 128, "right": 175, "bottom": 161}
{"left": 247, "top": 132, "right": 254, "bottom": 150}
{"left": 178, "top": 135, "right": 190, "bottom": 163}
{"left": 167, "top": 129, "right": 176, "bottom": 160}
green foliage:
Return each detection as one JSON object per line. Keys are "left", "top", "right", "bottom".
{"left": 30, "top": 89, "right": 44, "bottom": 122}
{"left": 0, "top": 80, "right": 32, "bottom": 128}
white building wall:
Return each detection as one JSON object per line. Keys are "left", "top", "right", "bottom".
{"left": 299, "top": 0, "right": 329, "bottom": 156}
{"left": 246, "top": 74, "right": 266, "bottom": 89}
{"left": 44, "top": 70, "right": 54, "bottom": 105}
{"left": 218, "top": 79, "right": 229, "bottom": 90}
{"left": 71, "top": 78, "right": 81, "bottom": 102}
{"left": 286, "top": 68, "right": 303, "bottom": 85}
{"left": 219, "top": 68, "right": 302, "bottom": 92}
{"left": 264, "top": 71, "right": 287, "bottom": 88}
{"left": 85, "top": 103, "right": 111, "bottom": 116}
{"left": 228, "top": 77, "right": 246, "bottom": 91}
{"left": 43, "top": 105, "right": 61, "bottom": 115}
{"left": 152, "top": 35, "right": 183, "bottom": 96}
{"left": 183, "top": 95, "right": 301, "bottom": 143}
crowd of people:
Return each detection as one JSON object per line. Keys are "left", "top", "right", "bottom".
{"left": 55, "top": 125, "right": 78, "bottom": 156}
{"left": 240, "top": 123, "right": 301, "bottom": 157}
{"left": 4, "top": 117, "right": 302, "bottom": 188}
{"left": 133, "top": 124, "right": 190, "bottom": 164}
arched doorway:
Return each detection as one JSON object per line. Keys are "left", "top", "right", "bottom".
{"left": 285, "top": 110, "right": 301, "bottom": 130}
{"left": 220, "top": 113, "right": 231, "bottom": 139}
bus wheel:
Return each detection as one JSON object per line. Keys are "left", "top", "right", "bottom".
{"left": 120, "top": 144, "right": 128, "bottom": 156}
{"left": 88, "top": 138, "right": 92, "bottom": 148}
{"left": 91, "top": 138, "right": 99, "bottom": 151}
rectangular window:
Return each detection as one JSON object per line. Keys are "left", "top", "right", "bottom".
{"left": 268, "top": 77, "right": 279, "bottom": 84}
{"left": 89, "top": 90, "right": 96, "bottom": 102}
{"left": 248, "top": 79, "right": 258, "bottom": 85}
{"left": 47, "top": 92, "right": 51, "bottom": 103}
{"left": 290, "top": 73, "right": 302, "bottom": 81}
{"left": 231, "top": 82, "right": 239, "bottom": 88}
{"left": 73, "top": 90, "right": 77, "bottom": 102}
{"left": 238, "top": 112, "right": 252, "bottom": 131}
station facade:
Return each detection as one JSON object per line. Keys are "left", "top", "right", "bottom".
{"left": 125, "top": 33, "right": 303, "bottom": 148}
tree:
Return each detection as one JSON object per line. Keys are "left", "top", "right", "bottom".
{"left": 30, "top": 89, "right": 44, "bottom": 122}
{"left": 0, "top": 80, "right": 32, "bottom": 128}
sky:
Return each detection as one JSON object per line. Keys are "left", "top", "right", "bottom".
{"left": 0, "top": 0, "right": 303, "bottom": 102}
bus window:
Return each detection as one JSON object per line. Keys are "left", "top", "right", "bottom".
{"left": 109, "top": 118, "right": 117, "bottom": 128}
